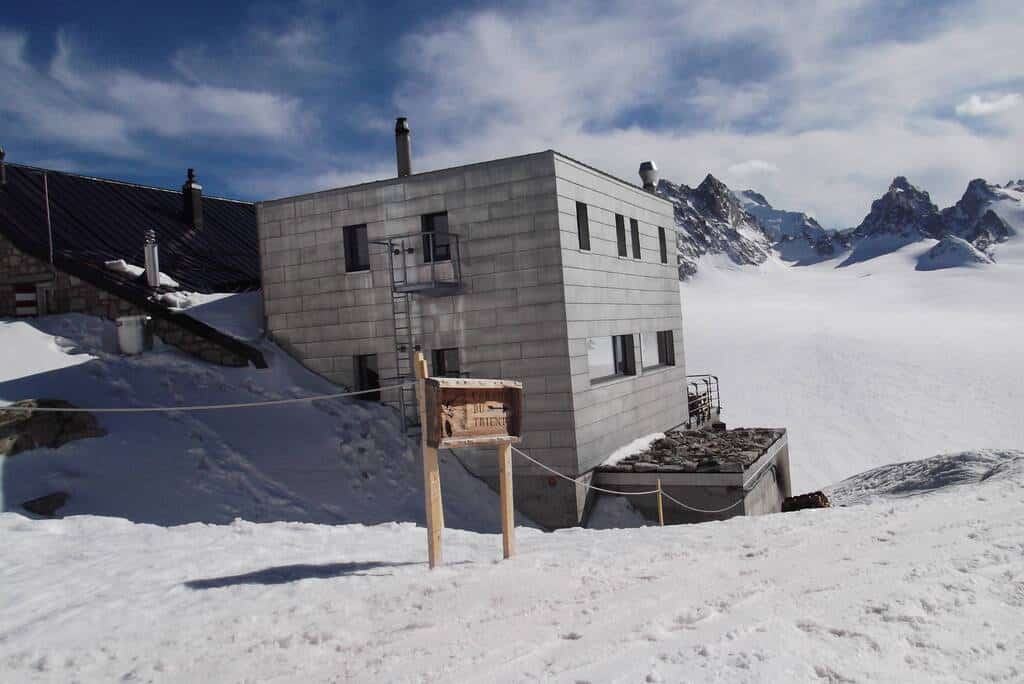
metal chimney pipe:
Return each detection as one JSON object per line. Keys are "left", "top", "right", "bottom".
{"left": 639, "top": 161, "right": 659, "bottom": 193}
{"left": 144, "top": 229, "right": 160, "bottom": 288}
{"left": 395, "top": 117, "right": 412, "bottom": 177}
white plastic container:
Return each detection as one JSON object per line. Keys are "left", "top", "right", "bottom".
{"left": 116, "top": 315, "right": 152, "bottom": 355}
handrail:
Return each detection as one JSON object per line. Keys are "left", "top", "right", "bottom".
{"left": 686, "top": 374, "right": 721, "bottom": 428}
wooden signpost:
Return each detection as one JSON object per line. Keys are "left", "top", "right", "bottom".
{"left": 413, "top": 351, "right": 523, "bottom": 568}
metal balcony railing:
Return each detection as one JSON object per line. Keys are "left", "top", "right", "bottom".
{"left": 383, "top": 231, "right": 463, "bottom": 295}
{"left": 686, "top": 374, "right": 721, "bottom": 429}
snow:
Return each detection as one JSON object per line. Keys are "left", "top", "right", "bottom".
{"left": 2, "top": 449, "right": 1023, "bottom": 682}
{"left": 683, "top": 244, "right": 1024, "bottom": 493}
{"left": 600, "top": 432, "right": 664, "bottom": 467}
{"left": 0, "top": 314, "right": 510, "bottom": 531}
{"left": 103, "top": 259, "right": 179, "bottom": 288}
{"left": 916, "top": 235, "right": 993, "bottom": 271}
{"left": 156, "top": 290, "right": 264, "bottom": 341}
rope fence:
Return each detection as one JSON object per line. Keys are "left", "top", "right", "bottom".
{"left": 511, "top": 446, "right": 747, "bottom": 516}
{"left": 0, "top": 381, "right": 417, "bottom": 413}
{"left": 1, "top": 383, "right": 747, "bottom": 518}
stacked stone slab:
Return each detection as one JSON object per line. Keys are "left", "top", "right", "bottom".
{"left": 257, "top": 150, "right": 687, "bottom": 528}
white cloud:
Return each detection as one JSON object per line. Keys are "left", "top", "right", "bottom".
{"left": 0, "top": 29, "right": 309, "bottom": 158}
{"left": 727, "top": 160, "right": 781, "bottom": 177}
{"left": 955, "top": 93, "right": 1022, "bottom": 117}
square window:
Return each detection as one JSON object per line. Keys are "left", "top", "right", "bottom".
{"left": 641, "top": 330, "right": 675, "bottom": 368}
{"left": 432, "top": 347, "right": 460, "bottom": 377}
{"left": 588, "top": 334, "right": 636, "bottom": 383}
{"left": 615, "top": 214, "right": 627, "bottom": 257}
{"left": 576, "top": 202, "right": 591, "bottom": 251}
{"left": 630, "top": 218, "right": 641, "bottom": 259}
{"left": 422, "top": 212, "right": 450, "bottom": 263}
{"left": 343, "top": 224, "right": 369, "bottom": 272}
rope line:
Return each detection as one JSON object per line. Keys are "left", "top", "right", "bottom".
{"left": 0, "top": 382, "right": 416, "bottom": 414}
{"left": 512, "top": 446, "right": 660, "bottom": 496}
{"left": 512, "top": 445, "right": 747, "bottom": 514}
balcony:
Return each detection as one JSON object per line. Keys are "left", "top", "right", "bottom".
{"left": 378, "top": 231, "right": 463, "bottom": 296}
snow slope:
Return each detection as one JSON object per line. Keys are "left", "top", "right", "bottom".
{"left": 683, "top": 244, "right": 1024, "bottom": 493}
{"left": 2, "top": 449, "right": 1022, "bottom": 682}
{"left": 0, "top": 314, "right": 509, "bottom": 531}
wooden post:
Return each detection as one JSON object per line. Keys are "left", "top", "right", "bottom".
{"left": 497, "top": 441, "right": 515, "bottom": 558}
{"left": 414, "top": 351, "right": 443, "bottom": 569}
{"left": 656, "top": 479, "right": 665, "bottom": 527}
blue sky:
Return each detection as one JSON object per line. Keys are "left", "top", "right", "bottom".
{"left": 2, "top": 0, "right": 1022, "bottom": 227}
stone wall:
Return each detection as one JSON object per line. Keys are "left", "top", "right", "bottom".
{"left": 0, "top": 232, "right": 250, "bottom": 367}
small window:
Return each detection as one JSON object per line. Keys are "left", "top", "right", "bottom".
{"left": 615, "top": 214, "right": 627, "bottom": 257}
{"left": 658, "top": 226, "right": 668, "bottom": 264}
{"left": 344, "top": 224, "right": 369, "bottom": 272}
{"left": 576, "top": 202, "right": 591, "bottom": 251}
{"left": 353, "top": 354, "right": 380, "bottom": 401}
{"left": 641, "top": 330, "right": 675, "bottom": 369}
{"left": 630, "top": 218, "right": 641, "bottom": 259}
{"left": 588, "top": 334, "right": 636, "bottom": 383}
{"left": 433, "top": 347, "right": 460, "bottom": 377}
{"left": 422, "top": 211, "right": 450, "bottom": 263}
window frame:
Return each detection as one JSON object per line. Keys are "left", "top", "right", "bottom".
{"left": 421, "top": 211, "right": 451, "bottom": 263}
{"left": 630, "top": 218, "right": 641, "bottom": 259}
{"left": 615, "top": 214, "right": 628, "bottom": 257}
{"left": 658, "top": 226, "right": 668, "bottom": 264}
{"left": 576, "top": 202, "right": 591, "bottom": 251}
{"left": 343, "top": 223, "right": 370, "bottom": 273}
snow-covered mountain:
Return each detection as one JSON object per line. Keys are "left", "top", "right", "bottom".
{"left": 657, "top": 175, "right": 771, "bottom": 278}
{"left": 737, "top": 189, "right": 850, "bottom": 265}
{"left": 663, "top": 172, "right": 1023, "bottom": 277}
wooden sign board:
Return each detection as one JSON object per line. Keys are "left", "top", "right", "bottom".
{"left": 424, "top": 378, "right": 523, "bottom": 449}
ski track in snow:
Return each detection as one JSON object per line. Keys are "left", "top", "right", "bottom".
{"left": 2, "top": 456, "right": 1023, "bottom": 682}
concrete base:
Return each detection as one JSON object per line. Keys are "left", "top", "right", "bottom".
{"left": 477, "top": 471, "right": 590, "bottom": 530}
{"left": 591, "top": 436, "right": 792, "bottom": 525}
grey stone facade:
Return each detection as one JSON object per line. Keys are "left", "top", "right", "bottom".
{"left": 257, "top": 150, "right": 687, "bottom": 527}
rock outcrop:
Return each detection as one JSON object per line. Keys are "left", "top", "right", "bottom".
{"left": 0, "top": 399, "right": 106, "bottom": 457}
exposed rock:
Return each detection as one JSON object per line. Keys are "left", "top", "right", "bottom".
{"left": 841, "top": 176, "right": 939, "bottom": 266}
{"left": 21, "top": 491, "right": 70, "bottom": 517}
{"left": 782, "top": 491, "right": 831, "bottom": 512}
{"left": 658, "top": 175, "right": 772, "bottom": 279}
{"left": 0, "top": 399, "right": 106, "bottom": 457}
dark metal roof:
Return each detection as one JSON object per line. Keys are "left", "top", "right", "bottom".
{"left": 0, "top": 163, "right": 266, "bottom": 368}
{"left": 0, "top": 163, "right": 259, "bottom": 293}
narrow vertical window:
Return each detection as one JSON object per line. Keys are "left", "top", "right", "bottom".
{"left": 354, "top": 354, "right": 380, "bottom": 401}
{"left": 658, "top": 226, "right": 668, "bottom": 264}
{"left": 576, "top": 202, "right": 591, "bottom": 251}
{"left": 613, "top": 334, "right": 637, "bottom": 375}
{"left": 657, "top": 330, "right": 675, "bottom": 366}
{"left": 615, "top": 214, "right": 627, "bottom": 257}
{"left": 343, "top": 224, "right": 369, "bottom": 272}
{"left": 630, "top": 218, "right": 641, "bottom": 259}
{"left": 421, "top": 212, "right": 450, "bottom": 262}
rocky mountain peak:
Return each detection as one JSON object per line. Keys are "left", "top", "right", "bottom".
{"left": 854, "top": 176, "right": 938, "bottom": 240}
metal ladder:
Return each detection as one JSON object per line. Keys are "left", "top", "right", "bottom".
{"left": 378, "top": 235, "right": 420, "bottom": 434}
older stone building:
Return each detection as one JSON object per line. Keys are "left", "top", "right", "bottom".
{"left": 0, "top": 154, "right": 264, "bottom": 367}
{"left": 256, "top": 121, "right": 689, "bottom": 527}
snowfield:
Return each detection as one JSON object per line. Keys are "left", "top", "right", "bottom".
{"left": 683, "top": 240, "right": 1024, "bottom": 493}
{"left": 2, "top": 449, "right": 1023, "bottom": 683}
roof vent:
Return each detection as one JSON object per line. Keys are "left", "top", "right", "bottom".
{"left": 639, "top": 161, "right": 658, "bottom": 193}
{"left": 144, "top": 229, "right": 160, "bottom": 289}
{"left": 395, "top": 117, "right": 412, "bottom": 177}
{"left": 182, "top": 168, "right": 203, "bottom": 229}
